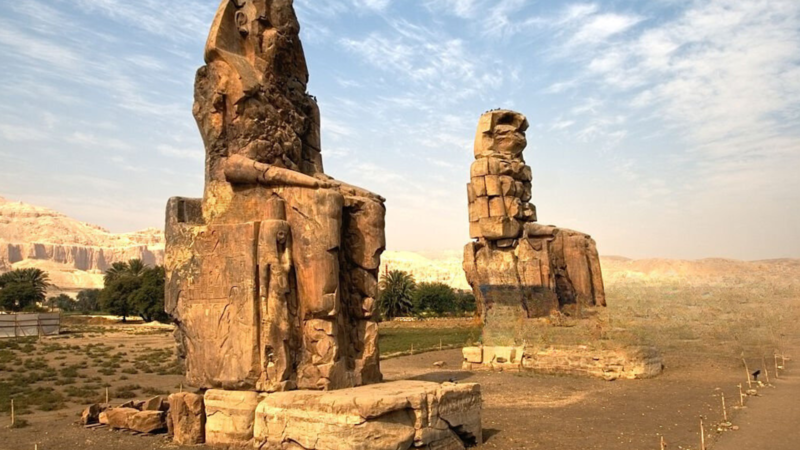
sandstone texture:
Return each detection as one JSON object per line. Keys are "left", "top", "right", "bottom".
{"left": 253, "top": 380, "right": 482, "bottom": 450}
{"left": 106, "top": 407, "right": 139, "bottom": 430}
{"left": 169, "top": 392, "right": 206, "bottom": 445}
{"left": 129, "top": 410, "right": 167, "bottom": 434}
{"left": 463, "top": 110, "right": 606, "bottom": 345}
{"left": 462, "top": 345, "right": 663, "bottom": 380}
{"left": 165, "top": 0, "right": 385, "bottom": 393}
{"left": 205, "top": 390, "right": 264, "bottom": 446}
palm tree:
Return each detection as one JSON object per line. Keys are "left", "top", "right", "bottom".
{"left": 104, "top": 261, "right": 131, "bottom": 285}
{"left": 127, "top": 259, "right": 146, "bottom": 277}
{"left": 0, "top": 268, "right": 51, "bottom": 311}
{"left": 378, "top": 270, "right": 416, "bottom": 320}
{"left": 0, "top": 268, "right": 50, "bottom": 299}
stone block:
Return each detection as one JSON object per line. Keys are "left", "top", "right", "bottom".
{"left": 499, "top": 176, "right": 516, "bottom": 196}
{"left": 478, "top": 217, "right": 521, "bottom": 240}
{"left": 462, "top": 347, "right": 483, "bottom": 364}
{"left": 473, "top": 197, "right": 490, "bottom": 220}
{"left": 470, "top": 159, "right": 489, "bottom": 177}
{"left": 469, "top": 222, "right": 482, "bottom": 239}
{"left": 485, "top": 175, "right": 502, "bottom": 196}
{"left": 129, "top": 411, "right": 167, "bottom": 434}
{"left": 254, "top": 381, "right": 481, "bottom": 450}
{"left": 169, "top": 392, "right": 205, "bottom": 446}
{"left": 143, "top": 396, "right": 164, "bottom": 411}
{"left": 204, "top": 390, "right": 262, "bottom": 446}
{"left": 106, "top": 407, "right": 138, "bottom": 430}
{"left": 488, "top": 197, "right": 506, "bottom": 217}
{"left": 467, "top": 200, "right": 483, "bottom": 223}
{"left": 505, "top": 197, "right": 521, "bottom": 218}
{"left": 466, "top": 183, "right": 476, "bottom": 204}
{"left": 81, "top": 404, "right": 103, "bottom": 426}
{"left": 471, "top": 176, "right": 487, "bottom": 196}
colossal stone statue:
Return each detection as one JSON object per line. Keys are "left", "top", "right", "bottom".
{"left": 165, "top": 0, "right": 385, "bottom": 393}
{"left": 463, "top": 110, "right": 606, "bottom": 345}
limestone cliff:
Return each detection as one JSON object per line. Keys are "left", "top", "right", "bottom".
{"left": 0, "top": 196, "right": 164, "bottom": 291}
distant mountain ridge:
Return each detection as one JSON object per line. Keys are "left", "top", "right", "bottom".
{"left": 0, "top": 196, "right": 164, "bottom": 292}
{"left": 1, "top": 195, "right": 797, "bottom": 294}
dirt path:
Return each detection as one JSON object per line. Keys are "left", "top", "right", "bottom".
{"left": 713, "top": 359, "right": 798, "bottom": 450}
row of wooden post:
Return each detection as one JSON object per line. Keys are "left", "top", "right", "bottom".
{"left": 663, "top": 351, "right": 787, "bottom": 450}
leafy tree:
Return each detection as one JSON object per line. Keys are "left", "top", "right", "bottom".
{"left": 0, "top": 283, "right": 40, "bottom": 312}
{"left": 0, "top": 268, "right": 50, "bottom": 312}
{"left": 455, "top": 290, "right": 477, "bottom": 315}
{"left": 47, "top": 294, "right": 76, "bottom": 312}
{"left": 378, "top": 270, "right": 416, "bottom": 320}
{"left": 101, "top": 275, "right": 140, "bottom": 322}
{"left": 76, "top": 289, "right": 102, "bottom": 314}
{"left": 412, "top": 282, "right": 457, "bottom": 317}
{"left": 99, "top": 260, "right": 168, "bottom": 323}
{"left": 131, "top": 266, "right": 168, "bottom": 323}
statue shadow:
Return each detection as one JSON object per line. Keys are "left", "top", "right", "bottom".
{"left": 405, "top": 370, "right": 476, "bottom": 383}
{"left": 483, "top": 428, "right": 501, "bottom": 442}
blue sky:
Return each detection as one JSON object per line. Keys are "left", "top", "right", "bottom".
{"left": 0, "top": 0, "right": 798, "bottom": 260}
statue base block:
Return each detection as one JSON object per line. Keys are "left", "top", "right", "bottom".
{"left": 253, "top": 380, "right": 482, "bottom": 450}
{"left": 462, "top": 346, "right": 663, "bottom": 381}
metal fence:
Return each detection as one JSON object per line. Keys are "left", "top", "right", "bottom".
{"left": 0, "top": 313, "right": 61, "bottom": 338}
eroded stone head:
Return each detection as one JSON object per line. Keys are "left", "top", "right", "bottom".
{"left": 474, "top": 110, "right": 530, "bottom": 159}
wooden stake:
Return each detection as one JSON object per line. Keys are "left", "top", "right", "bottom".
{"left": 411, "top": 343, "right": 414, "bottom": 355}
{"left": 763, "top": 357, "right": 771, "bottom": 385}
{"left": 660, "top": 435, "right": 666, "bottom": 450}
{"left": 774, "top": 353, "right": 780, "bottom": 379}
{"left": 742, "top": 356, "right": 752, "bottom": 388}
{"left": 700, "top": 419, "right": 706, "bottom": 450}
{"left": 439, "top": 339, "right": 443, "bottom": 351}
{"left": 10, "top": 399, "right": 14, "bottom": 427}
{"left": 105, "top": 388, "right": 109, "bottom": 404}
{"left": 721, "top": 393, "right": 728, "bottom": 422}
{"left": 738, "top": 384, "right": 745, "bottom": 407}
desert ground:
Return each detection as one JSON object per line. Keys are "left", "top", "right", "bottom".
{"left": 0, "top": 258, "right": 798, "bottom": 450}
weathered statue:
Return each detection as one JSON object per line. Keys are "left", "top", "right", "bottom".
{"left": 463, "top": 110, "right": 606, "bottom": 345}
{"left": 165, "top": 0, "right": 385, "bottom": 393}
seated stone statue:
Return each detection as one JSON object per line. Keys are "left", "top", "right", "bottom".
{"left": 165, "top": 0, "right": 384, "bottom": 393}
{"left": 463, "top": 110, "right": 606, "bottom": 343}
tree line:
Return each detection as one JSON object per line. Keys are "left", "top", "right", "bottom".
{"left": 378, "top": 270, "right": 476, "bottom": 320}
{"left": 2, "top": 265, "right": 473, "bottom": 322}
{"left": 0, "top": 260, "right": 168, "bottom": 323}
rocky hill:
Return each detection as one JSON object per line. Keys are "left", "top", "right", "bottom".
{"left": 0, "top": 196, "right": 164, "bottom": 293}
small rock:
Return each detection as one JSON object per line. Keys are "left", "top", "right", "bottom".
{"left": 732, "top": 425, "right": 740, "bottom": 431}
{"left": 81, "top": 404, "right": 103, "bottom": 426}
{"left": 433, "top": 361, "right": 447, "bottom": 368}
{"left": 143, "top": 396, "right": 164, "bottom": 411}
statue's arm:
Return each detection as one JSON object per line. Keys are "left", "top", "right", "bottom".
{"left": 224, "top": 154, "right": 326, "bottom": 189}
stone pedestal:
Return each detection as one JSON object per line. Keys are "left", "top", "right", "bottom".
{"left": 254, "top": 381, "right": 482, "bottom": 450}
{"left": 194, "top": 381, "right": 481, "bottom": 449}
{"left": 462, "top": 345, "right": 663, "bottom": 380}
